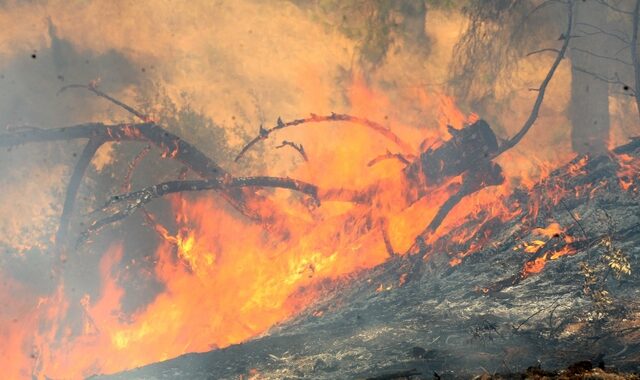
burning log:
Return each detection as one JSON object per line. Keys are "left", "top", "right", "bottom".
{"left": 403, "top": 121, "right": 500, "bottom": 188}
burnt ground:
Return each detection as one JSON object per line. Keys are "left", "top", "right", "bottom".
{"left": 96, "top": 143, "right": 640, "bottom": 380}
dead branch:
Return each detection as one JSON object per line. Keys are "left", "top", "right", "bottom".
{"left": 59, "top": 84, "right": 150, "bottom": 121}
{"left": 56, "top": 137, "right": 106, "bottom": 257}
{"left": 103, "top": 176, "right": 319, "bottom": 209}
{"left": 366, "top": 369, "right": 421, "bottom": 380}
{"left": 0, "top": 122, "right": 279, "bottom": 237}
{"left": 527, "top": 48, "right": 561, "bottom": 57}
{"left": 493, "top": 0, "right": 575, "bottom": 157}
{"left": 575, "top": 22, "right": 631, "bottom": 45}
{"left": 632, "top": 0, "right": 640, "bottom": 120}
{"left": 559, "top": 198, "right": 588, "bottom": 238}
{"left": 234, "top": 113, "right": 413, "bottom": 162}
{"left": 89, "top": 176, "right": 320, "bottom": 236}
{"left": 121, "top": 145, "right": 151, "bottom": 192}
{"left": 595, "top": 0, "right": 633, "bottom": 15}
{"left": 419, "top": 162, "right": 504, "bottom": 237}
{"left": 276, "top": 140, "right": 308, "bottom": 161}
{"left": 367, "top": 150, "right": 415, "bottom": 167}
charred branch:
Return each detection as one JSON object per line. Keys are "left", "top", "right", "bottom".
{"left": 493, "top": 0, "right": 574, "bottom": 157}
{"left": 367, "top": 150, "right": 414, "bottom": 167}
{"left": 526, "top": 48, "right": 561, "bottom": 57}
{"left": 572, "top": 47, "right": 633, "bottom": 67}
{"left": 420, "top": 162, "right": 505, "bottom": 237}
{"left": 121, "top": 145, "right": 151, "bottom": 192}
{"left": 59, "top": 83, "right": 149, "bottom": 121}
{"left": 575, "top": 22, "right": 631, "bottom": 45}
{"left": 234, "top": 113, "right": 413, "bottom": 162}
{"left": 276, "top": 140, "right": 308, "bottom": 161}
{"left": 89, "top": 176, "right": 320, "bottom": 236}
{"left": 632, "top": 0, "right": 640, "bottom": 119}
{"left": 0, "top": 122, "right": 263, "bottom": 218}
{"left": 573, "top": 67, "right": 636, "bottom": 96}
{"left": 56, "top": 137, "right": 106, "bottom": 257}
{"left": 103, "top": 176, "right": 320, "bottom": 209}
{"left": 595, "top": 0, "right": 633, "bottom": 15}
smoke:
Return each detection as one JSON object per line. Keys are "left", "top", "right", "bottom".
{"left": 0, "top": 1, "right": 635, "bottom": 378}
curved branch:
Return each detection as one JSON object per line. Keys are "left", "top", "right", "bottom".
{"left": 104, "top": 176, "right": 319, "bottom": 208}
{"left": 0, "top": 122, "right": 261, "bottom": 221}
{"left": 367, "top": 151, "right": 415, "bottom": 167}
{"left": 234, "top": 113, "right": 413, "bottom": 162}
{"left": 526, "top": 48, "right": 560, "bottom": 57}
{"left": 90, "top": 176, "right": 320, "bottom": 234}
{"left": 56, "top": 137, "right": 105, "bottom": 256}
{"left": 58, "top": 84, "right": 149, "bottom": 121}
{"left": 572, "top": 47, "right": 633, "bottom": 66}
{"left": 276, "top": 140, "right": 308, "bottom": 161}
{"left": 631, "top": 0, "right": 640, "bottom": 120}
{"left": 492, "top": 0, "right": 574, "bottom": 158}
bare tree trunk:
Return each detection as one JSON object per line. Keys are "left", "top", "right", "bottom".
{"left": 570, "top": 0, "right": 611, "bottom": 155}
{"left": 632, "top": 0, "right": 640, "bottom": 120}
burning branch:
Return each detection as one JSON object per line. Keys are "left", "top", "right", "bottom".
{"left": 58, "top": 83, "right": 150, "bottom": 121}
{"left": 0, "top": 119, "right": 320, "bottom": 254}
{"left": 121, "top": 145, "right": 151, "bottom": 192}
{"left": 367, "top": 150, "right": 415, "bottom": 167}
{"left": 275, "top": 140, "right": 308, "bottom": 161}
{"left": 234, "top": 113, "right": 413, "bottom": 162}
{"left": 492, "top": 0, "right": 575, "bottom": 157}
{"left": 89, "top": 176, "right": 320, "bottom": 236}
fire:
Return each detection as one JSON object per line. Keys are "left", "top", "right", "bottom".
{"left": 518, "top": 222, "right": 577, "bottom": 278}
{"left": 1, "top": 70, "right": 596, "bottom": 378}
{"left": 616, "top": 153, "right": 640, "bottom": 192}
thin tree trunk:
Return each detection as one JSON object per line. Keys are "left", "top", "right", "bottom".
{"left": 631, "top": 0, "right": 640, "bottom": 120}
{"left": 570, "top": 0, "right": 611, "bottom": 154}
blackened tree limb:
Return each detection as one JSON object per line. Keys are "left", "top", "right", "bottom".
{"left": 572, "top": 67, "right": 635, "bottom": 95}
{"left": 121, "top": 145, "right": 151, "bottom": 192}
{"left": 526, "top": 48, "right": 560, "bottom": 57}
{"left": 56, "top": 137, "right": 105, "bottom": 255}
{"left": 0, "top": 123, "right": 258, "bottom": 220}
{"left": 367, "top": 150, "right": 415, "bottom": 167}
{"left": 59, "top": 84, "right": 149, "bottom": 121}
{"left": 412, "top": 162, "right": 505, "bottom": 247}
{"left": 103, "top": 176, "right": 320, "bottom": 209}
{"left": 596, "top": 0, "right": 633, "bottom": 15}
{"left": 493, "top": 0, "right": 574, "bottom": 158}
{"left": 572, "top": 46, "right": 633, "bottom": 66}
{"left": 90, "top": 176, "right": 320, "bottom": 234}
{"left": 276, "top": 140, "right": 308, "bottom": 161}
{"left": 234, "top": 113, "right": 413, "bottom": 162}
